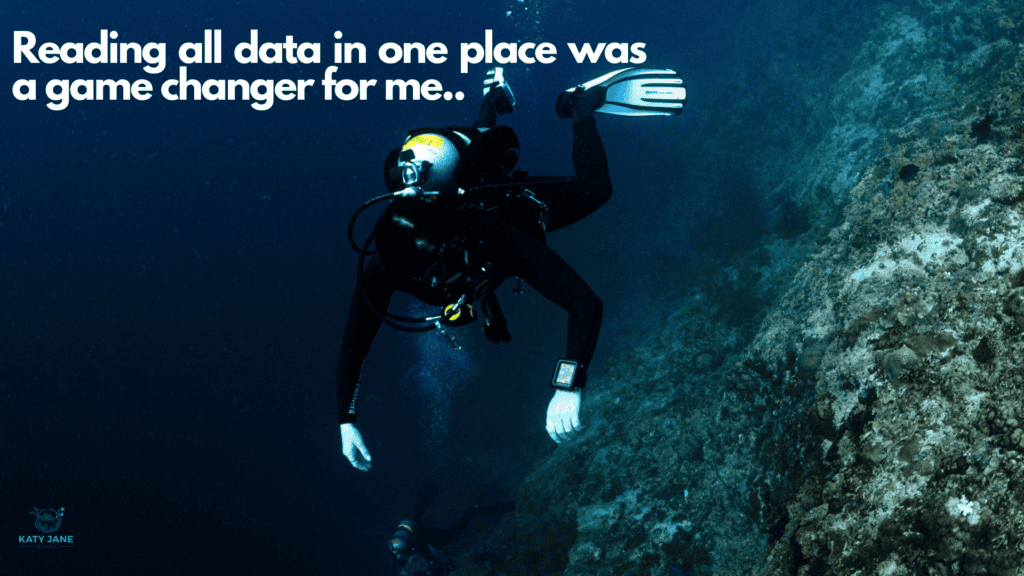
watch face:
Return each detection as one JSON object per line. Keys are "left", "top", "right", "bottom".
{"left": 555, "top": 362, "right": 576, "bottom": 387}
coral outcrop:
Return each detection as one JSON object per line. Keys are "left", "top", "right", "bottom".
{"left": 454, "top": 0, "right": 1024, "bottom": 574}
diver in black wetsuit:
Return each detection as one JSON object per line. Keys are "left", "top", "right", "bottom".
{"left": 337, "top": 69, "right": 612, "bottom": 471}
{"left": 388, "top": 482, "right": 515, "bottom": 576}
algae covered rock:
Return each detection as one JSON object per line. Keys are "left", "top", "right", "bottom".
{"left": 451, "top": 1, "right": 1024, "bottom": 574}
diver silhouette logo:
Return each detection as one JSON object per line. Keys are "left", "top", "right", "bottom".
{"left": 29, "top": 507, "right": 64, "bottom": 534}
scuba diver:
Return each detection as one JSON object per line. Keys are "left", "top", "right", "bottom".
{"left": 388, "top": 482, "right": 516, "bottom": 576}
{"left": 337, "top": 68, "right": 686, "bottom": 471}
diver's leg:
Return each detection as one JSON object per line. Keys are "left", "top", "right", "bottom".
{"left": 426, "top": 502, "right": 516, "bottom": 548}
{"left": 411, "top": 482, "right": 440, "bottom": 520}
{"left": 543, "top": 115, "right": 613, "bottom": 232}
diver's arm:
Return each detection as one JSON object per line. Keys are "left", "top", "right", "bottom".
{"left": 336, "top": 256, "right": 392, "bottom": 424}
{"left": 499, "top": 224, "right": 602, "bottom": 443}
{"left": 336, "top": 256, "right": 393, "bottom": 471}
{"left": 473, "top": 69, "right": 515, "bottom": 129}
{"left": 474, "top": 93, "right": 499, "bottom": 129}
{"left": 501, "top": 224, "right": 602, "bottom": 383}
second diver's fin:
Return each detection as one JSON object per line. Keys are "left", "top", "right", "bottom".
{"left": 565, "top": 68, "right": 686, "bottom": 117}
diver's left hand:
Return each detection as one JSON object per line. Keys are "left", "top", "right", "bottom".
{"left": 482, "top": 68, "right": 515, "bottom": 115}
{"left": 546, "top": 389, "right": 582, "bottom": 443}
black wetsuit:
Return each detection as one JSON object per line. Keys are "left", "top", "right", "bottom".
{"left": 336, "top": 116, "right": 611, "bottom": 425}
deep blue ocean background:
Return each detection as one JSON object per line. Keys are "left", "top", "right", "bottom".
{"left": 2, "top": 0, "right": 776, "bottom": 573}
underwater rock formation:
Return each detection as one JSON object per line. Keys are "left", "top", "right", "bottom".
{"left": 453, "top": 0, "right": 1024, "bottom": 574}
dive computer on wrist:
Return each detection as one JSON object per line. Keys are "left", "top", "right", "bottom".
{"left": 550, "top": 359, "right": 579, "bottom": 391}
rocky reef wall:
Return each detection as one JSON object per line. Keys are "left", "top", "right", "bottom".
{"left": 452, "top": 1, "right": 1024, "bottom": 574}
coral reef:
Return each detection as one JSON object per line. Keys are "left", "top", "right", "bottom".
{"left": 453, "top": 0, "right": 1024, "bottom": 574}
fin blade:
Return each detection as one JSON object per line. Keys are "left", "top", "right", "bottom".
{"left": 594, "top": 102, "right": 679, "bottom": 117}
{"left": 564, "top": 68, "right": 687, "bottom": 117}
{"left": 596, "top": 68, "right": 687, "bottom": 116}
{"left": 600, "top": 73, "right": 686, "bottom": 115}
{"left": 572, "top": 67, "right": 636, "bottom": 92}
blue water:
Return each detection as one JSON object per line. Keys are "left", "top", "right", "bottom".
{"left": 2, "top": 0, "right": 766, "bottom": 573}
{"left": 402, "top": 301, "right": 478, "bottom": 451}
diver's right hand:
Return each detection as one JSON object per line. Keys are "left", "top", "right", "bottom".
{"left": 340, "top": 423, "right": 373, "bottom": 472}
